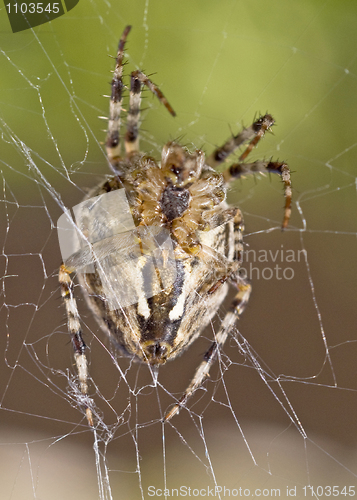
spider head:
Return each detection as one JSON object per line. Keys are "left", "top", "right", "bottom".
{"left": 161, "top": 142, "right": 204, "bottom": 187}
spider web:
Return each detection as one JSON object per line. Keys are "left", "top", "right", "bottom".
{"left": 1, "top": 0, "right": 357, "bottom": 498}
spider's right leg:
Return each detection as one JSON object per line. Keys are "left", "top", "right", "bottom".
{"left": 206, "top": 114, "right": 292, "bottom": 229}
{"left": 222, "top": 160, "right": 292, "bottom": 229}
{"left": 206, "top": 114, "right": 274, "bottom": 168}
{"left": 164, "top": 277, "right": 251, "bottom": 422}
{"left": 105, "top": 25, "right": 131, "bottom": 166}
{"left": 59, "top": 264, "right": 93, "bottom": 426}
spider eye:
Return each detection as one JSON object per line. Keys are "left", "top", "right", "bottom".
{"left": 170, "top": 164, "right": 182, "bottom": 176}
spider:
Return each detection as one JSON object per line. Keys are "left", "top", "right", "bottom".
{"left": 58, "top": 25, "right": 291, "bottom": 426}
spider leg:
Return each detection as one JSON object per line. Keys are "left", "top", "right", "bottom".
{"left": 196, "top": 243, "right": 239, "bottom": 295}
{"left": 223, "top": 160, "right": 292, "bottom": 229}
{"left": 164, "top": 278, "right": 251, "bottom": 422}
{"left": 202, "top": 205, "right": 244, "bottom": 278}
{"left": 124, "top": 72, "right": 142, "bottom": 155}
{"left": 173, "top": 205, "right": 244, "bottom": 288}
{"left": 206, "top": 114, "right": 274, "bottom": 168}
{"left": 59, "top": 264, "right": 93, "bottom": 426}
{"left": 106, "top": 25, "right": 131, "bottom": 165}
{"left": 125, "top": 69, "right": 176, "bottom": 156}
{"left": 203, "top": 206, "right": 244, "bottom": 259}
{"left": 206, "top": 113, "right": 291, "bottom": 229}
{"left": 203, "top": 206, "right": 240, "bottom": 232}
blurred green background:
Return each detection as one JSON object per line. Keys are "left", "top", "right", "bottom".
{"left": 0, "top": 1, "right": 356, "bottom": 498}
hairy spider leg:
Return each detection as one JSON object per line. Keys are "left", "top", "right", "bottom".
{"left": 164, "top": 279, "right": 251, "bottom": 422}
{"left": 105, "top": 25, "right": 175, "bottom": 162}
{"left": 207, "top": 114, "right": 292, "bottom": 229}
{"left": 59, "top": 264, "right": 93, "bottom": 426}
{"left": 206, "top": 114, "right": 274, "bottom": 168}
{"left": 105, "top": 25, "right": 131, "bottom": 165}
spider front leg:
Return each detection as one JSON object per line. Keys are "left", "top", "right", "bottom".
{"left": 106, "top": 25, "right": 175, "bottom": 164}
{"left": 59, "top": 264, "right": 93, "bottom": 426}
{"left": 164, "top": 278, "right": 252, "bottom": 422}
{"left": 206, "top": 114, "right": 275, "bottom": 168}
{"left": 207, "top": 114, "right": 292, "bottom": 229}
{"left": 105, "top": 25, "right": 130, "bottom": 165}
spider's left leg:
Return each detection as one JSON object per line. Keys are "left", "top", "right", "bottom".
{"left": 106, "top": 25, "right": 131, "bottom": 166}
{"left": 164, "top": 277, "right": 251, "bottom": 422}
{"left": 59, "top": 264, "right": 93, "bottom": 426}
{"left": 124, "top": 70, "right": 176, "bottom": 156}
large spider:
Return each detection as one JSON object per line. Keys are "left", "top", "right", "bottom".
{"left": 59, "top": 25, "right": 291, "bottom": 426}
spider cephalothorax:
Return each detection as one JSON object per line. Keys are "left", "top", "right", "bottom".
{"left": 59, "top": 25, "right": 291, "bottom": 426}
{"left": 130, "top": 143, "right": 227, "bottom": 254}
